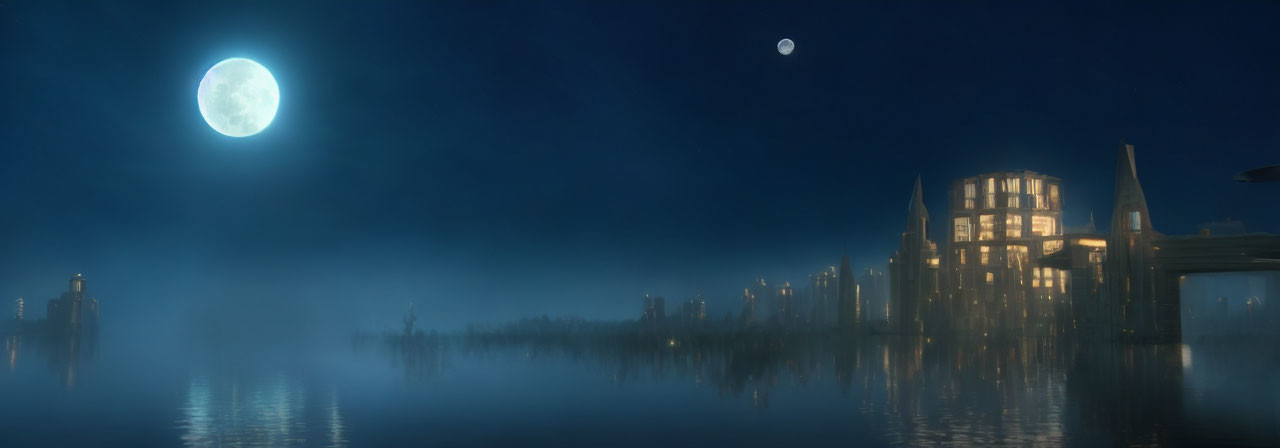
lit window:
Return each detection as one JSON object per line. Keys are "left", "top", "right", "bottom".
{"left": 964, "top": 183, "right": 976, "bottom": 209}
{"left": 984, "top": 178, "right": 996, "bottom": 209}
{"left": 1129, "top": 211, "right": 1141, "bottom": 231}
{"left": 1043, "top": 268, "right": 1054, "bottom": 288}
{"left": 986, "top": 272, "right": 994, "bottom": 284}
{"left": 1049, "top": 184, "right": 1059, "bottom": 209}
{"left": 1006, "top": 214, "right": 1022, "bottom": 238}
{"left": 1027, "top": 178, "right": 1044, "bottom": 209}
{"left": 959, "top": 248, "right": 967, "bottom": 265}
{"left": 980, "top": 246, "right": 990, "bottom": 265}
{"left": 979, "top": 215, "right": 995, "bottom": 241}
{"left": 1032, "top": 267, "right": 1041, "bottom": 287}
{"left": 1005, "top": 178, "right": 1021, "bottom": 208}
{"left": 954, "top": 217, "right": 972, "bottom": 242}
{"left": 1006, "top": 245, "right": 1027, "bottom": 269}
{"left": 1043, "top": 239, "right": 1063, "bottom": 255}
{"left": 1060, "top": 270, "right": 1068, "bottom": 293}
{"left": 1031, "top": 216, "right": 1056, "bottom": 236}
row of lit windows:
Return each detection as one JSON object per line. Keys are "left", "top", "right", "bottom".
{"left": 957, "top": 240, "right": 1067, "bottom": 267}
{"left": 968, "top": 266, "right": 1067, "bottom": 293}
{"left": 961, "top": 177, "right": 1059, "bottom": 211}
{"left": 954, "top": 215, "right": 1058, "bottom": 242}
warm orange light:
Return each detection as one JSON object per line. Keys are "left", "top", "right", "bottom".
{"left": 1076, "top": 239, "right": 1106, "bottom": 248}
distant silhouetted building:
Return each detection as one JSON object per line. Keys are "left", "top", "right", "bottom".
{"left": 740, "top": 287, "right": 757, "bottom": 325}
{"left": 857, "top": 268, "right": 887, "bottom": 324}
{"left": 837, "top": 255, "right": 859, "bottom": 329}
{"left": 679, "top": 296, "right": 707, "bottom": 325}
{"left": 641, "top": 295, "right": 666, "bottom": 328}
{"left": 809, "top": 267, "right": 838, "bottom": 326}
{"left": 740, "top": 278, "right": 769, "bottom": 326}
{"left": 775, "top": 282, "right": 797, "bottom": 325}
{"left": 46, "top": 274, "right": 99, "bottom": 334}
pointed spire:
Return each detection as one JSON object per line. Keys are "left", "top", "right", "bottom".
{"left": 907, "top": 175, "right": 929, "bottom": 223}
{"left": 1085, "top": 210, "right": 1097, "bottom": 233}
{"left": 1110, "top": 142, "right": 1153, "bottom": 235}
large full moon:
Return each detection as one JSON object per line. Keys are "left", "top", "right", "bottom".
{"left": 777, "top": 38, "right": 795, "bottom": 56}
{"left": 197, "top": 58, "right": 279, "bottom": 137}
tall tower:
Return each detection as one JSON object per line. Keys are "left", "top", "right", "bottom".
{"left": 1106, "top": 143, "right": 1161, "bottom": 339}
{"left": 14, "top": 298, "right": 22, "bottom": 321}
{"left": 890, "top": 176, "right": 938, "bottom": 334}
{"left": 837, "top": 255, "right": 858, "bottom": 328}
{"left": 68, "top": 274, "right": 85, "bottom": 326}
{"left": 809, "top": 267, "right": 838, "bottom": 326}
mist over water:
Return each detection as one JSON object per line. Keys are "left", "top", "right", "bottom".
{"left": 3, "top": 307, "right": 1278, "bottom": 447}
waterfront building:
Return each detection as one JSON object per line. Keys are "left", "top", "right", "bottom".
{"left": 1105, "top": 143, "right": 1163, "bottom": 339}
{"left": 14, "top": 298, "right": 22, "bottom": 321}
{"left": 890, "top": 177, "right": 941, "bottom": 334}
{"left": 947, "top": 171, "right": 1063, "bottom": 335}
{"left": 46, "top": 274, "right": 98, "bottom": 333}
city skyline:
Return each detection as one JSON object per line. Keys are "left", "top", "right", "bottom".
{"left": 3, "top": 2, "right": 1279, "bottom": 331}
{"left": 4, "top": 2, "right": 1280, "bottom": 446}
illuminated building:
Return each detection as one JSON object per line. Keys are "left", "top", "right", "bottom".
{"left": 809, "top": 267, "right": 838, "bottom": 326}
{"left": 14, "top": 298, "right": 22, "bottom": 321}
{"left": 947, "top": 171, "right": 1063, "bottom": 334}
{"left": 890, "top": 177, "right": 941, "bottom": 334}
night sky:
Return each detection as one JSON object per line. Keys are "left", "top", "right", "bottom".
{"left": 2, "top": 1, "right": 1278, "bottom": 332}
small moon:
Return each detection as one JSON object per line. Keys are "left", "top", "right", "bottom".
{"left": 197, "top": 58, "right": 280, "bottom": 137}
{"left": 777, "top": 38, "right": 795, "bottom": 56}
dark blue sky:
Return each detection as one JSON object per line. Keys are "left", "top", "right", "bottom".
{"left": 1, "top": 1, "right": 1278, "bottom": 330}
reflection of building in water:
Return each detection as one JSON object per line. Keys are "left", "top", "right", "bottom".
{"left": 179, "top": 374, "right": 347, "bottom": 448}
{"left": 6, "top": 335, "right": 19, "bottom": 373}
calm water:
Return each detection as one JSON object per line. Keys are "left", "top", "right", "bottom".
{"left": 1, "top": 327, "right": 1278, "bottom": 447}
